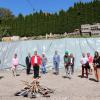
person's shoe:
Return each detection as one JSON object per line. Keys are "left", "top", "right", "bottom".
{"left": 56, "top": 72, "right": 59, "bottom": 75}
{"left": 81, "top": 76, "right": 84, "bottom": 78}
{"left": 68, "top": 77, "right": 71, "bottom": 79}
{"left": 16, "top": 74, "right": 20, "bottom": 76}
{"left": 62, "top": 76, "right": 67, "bottom": 78}
{"left": 95, "top": 80, "right": 99, "bottom": 82}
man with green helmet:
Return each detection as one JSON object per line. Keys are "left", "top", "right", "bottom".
{"left": 64, "top": 50, "right": 71, "bottom": 79}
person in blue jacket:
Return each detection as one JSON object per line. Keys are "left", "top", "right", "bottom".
{"left": 41, "top": 53, "right": 47, "bottom": 74}
{"left": 53, "top": 50, "right": 60, "bottom": 75}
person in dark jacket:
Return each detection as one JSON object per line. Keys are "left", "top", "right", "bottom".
{"left": 70, "top": 53, "right": 75, "bottom": 74}
{"left": 25, "top": 53, "right": 31, "bottom": 74}
{"left": 93, "top": 51, "right": 100, "bottom": 82}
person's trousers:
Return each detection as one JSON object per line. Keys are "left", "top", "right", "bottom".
{"left": 94, "top": 67, "right": 100, "bottom": 81}
{"left": 26, "top": 64, "right": 31, "bottom": 74}
{"left": 71, "top": 65, "right": 74, "bottom": 74}
{"left": 65, "top": 65, "right": 71, "bottom": 77}
{"left": 82, "top": 65, "right": 88, "bottom": 78}
{"left": 41, "top": 63, "right": 46, "bottom": 74}
{"left": 54, "top": 62, "right": 59, "bottom": 74}
{"left": 33, "top": 64, "right": 39, "bottom": 79}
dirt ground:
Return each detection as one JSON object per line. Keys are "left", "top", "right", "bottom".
{"left": 0, "top": 69, "right": 100, "bottom": 100}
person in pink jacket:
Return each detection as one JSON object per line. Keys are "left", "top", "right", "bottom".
{"left": 87, "top": 53, "right": 93, "bottom": 74}
{"left": 11, "top": 53, "right": 19, "bottom": 77}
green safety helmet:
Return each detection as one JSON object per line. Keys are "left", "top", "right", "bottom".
{"left": 65, "top": 51, "right": 68, "bottom": 54}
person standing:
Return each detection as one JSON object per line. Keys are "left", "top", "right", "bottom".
{"left": 93, "top": 51, "right": 100, "bottom": 82}
{"left": 87, "top": 53, "right": 93, "bottom": 75}
{"left": 11, "top": 53, "right": 19, "bottom": 77}
{"left": 31, "top": 50, "right": 41, "bottom": 79}
{"left": 64, "top": 51, "right": 71, "bottom": 78}
{"left": 53, "top": 51, "right": 60, "bottom": 75}
{"left": 70, "top": 53, "right": 75, "bottom": 74}
{"left": 41, "top": 53, "right": 47, "bottom": 74}
{"left": 80, "top": 53, "right": 89, "bottom": 78}
{"left": 25, "top": 53, "right": 31, "bottom": 74}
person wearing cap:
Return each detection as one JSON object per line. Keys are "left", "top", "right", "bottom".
{"left": 80, "top": 53, "right": 89, "bottom": 78}
{"left": 41, "top": 53, "right": 47, "bottom": 74}
{"left": 31, "top": 50, "right": 41, "bottom": 79}
{"left": 64, "top": 51, "right": 71, "bottom": 79}
{"left": 53, "top": 50, "right": 60, "bottom": 75}
{"left": 25, "top": 53, "right": 31, "bottom": 74}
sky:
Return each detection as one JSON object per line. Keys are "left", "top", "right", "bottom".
{"left": 0, "top": 0, "right": 91, "bottom": 16}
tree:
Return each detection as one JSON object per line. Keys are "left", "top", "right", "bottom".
{"left": 0, "top": 0, "right": 100, "bottom": 37}
{"left": 0, "top": 8, "right": 14, "bottom": 20}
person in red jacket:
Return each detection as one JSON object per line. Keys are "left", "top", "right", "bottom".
{"left": 31, "top": 50, "right": 41, "bottom": 79}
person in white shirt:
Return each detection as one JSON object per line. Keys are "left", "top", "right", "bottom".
{"left": 80, "top": 53, "right": 89, "bottom": 78}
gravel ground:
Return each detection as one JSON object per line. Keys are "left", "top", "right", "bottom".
{"left": 0, "top": 69, "right": 100, "bottom": 100}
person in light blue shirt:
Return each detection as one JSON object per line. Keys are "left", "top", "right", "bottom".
{"left": 53, "top": 50, "right": 60, "bottom": 75}
{"left": 41, "top": 53, "right": 47, "bottom": 74}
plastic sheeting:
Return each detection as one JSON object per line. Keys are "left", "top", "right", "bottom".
{"left": 0, "top": 38, "right": 100, "bottom": 69}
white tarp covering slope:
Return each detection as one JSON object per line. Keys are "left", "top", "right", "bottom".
{"left": 0, "top": 38, "right": 100, "bottom": 69}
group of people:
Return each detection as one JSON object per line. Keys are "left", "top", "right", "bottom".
{"left": 11, "top": 50, "right": 47, "bottom": 78}
{"left": 80, "top": 51, "right": 100, "bottom": 82}
{"left": 63, "top": 51, "right": 74, "bottom": 79}
{"left": 53, "top": 50, "right": 74, "bottom": 78}
{"left": 11, "top": 50, "right": 100, "bottom": 82}
{"left": 26, "top": 51, "right": 47, "bottom": 77}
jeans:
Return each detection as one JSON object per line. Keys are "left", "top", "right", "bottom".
{"left": 41, "top": 63, "right": 46, "bottom": 74}
{"left": 54, "top": 62, "right": 59, "bottom": 74}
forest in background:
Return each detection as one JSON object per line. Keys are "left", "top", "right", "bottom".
{"left": 0, "top": 0, "right": 100, "bottom": 37}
